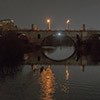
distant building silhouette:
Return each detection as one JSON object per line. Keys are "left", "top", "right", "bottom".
{"left": 0, "top": 19, "right": 17, "bottom": 31}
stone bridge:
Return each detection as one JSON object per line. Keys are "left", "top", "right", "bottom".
{"left": 19, "top": 29, "right": 100, "bottom": 65}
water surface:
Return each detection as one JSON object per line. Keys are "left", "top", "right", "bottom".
{"left": 0, "top": 65, "right": 100, "bottom": 100}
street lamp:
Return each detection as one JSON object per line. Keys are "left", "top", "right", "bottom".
{"left": 47, "top": 19, "right": 51, "bottom": 30}
{"left": 66, "top": 19, "right": 70, "bottom": 30}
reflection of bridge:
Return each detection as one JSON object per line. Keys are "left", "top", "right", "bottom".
{"left": 24, "top": 50, "right": 92, "bottom": 66}
{"left": 24, "top": 50, "right": 100, "bottom": 66}
{"left": 18, "top": 30, "right": 100, "bottom": 45}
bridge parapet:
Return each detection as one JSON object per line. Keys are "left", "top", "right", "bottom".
{"left": 18, "top": 30, "right": 100, "bottom": 45}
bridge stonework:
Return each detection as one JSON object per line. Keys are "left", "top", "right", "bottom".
{"left": 18, "top": 30, "right": 100, "bottom": 45}
{"left": 20, "top": 30, "right": 100, "bottom": 64}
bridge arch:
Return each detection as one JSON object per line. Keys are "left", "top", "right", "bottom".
{"left": 41, "top": 31, "right": 76, "bottom": 46}
{"left": 41, "top": 32, "right": 76, "bottom": 61}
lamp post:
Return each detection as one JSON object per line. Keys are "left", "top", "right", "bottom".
{"left": 66, "top": 19, "right": 70, "bottom": 30}
{"left": 47, "top": 19, "right": 51, "bottom": 30}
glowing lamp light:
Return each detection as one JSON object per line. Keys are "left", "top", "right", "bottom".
{"left": 47, "top": 19, "right": 51, "bottom": 30}
{"left": 47, "top": 19, "right": 50, "bottom": 23}
{"left": 66, "top": 19, "right": 70, "bottom": 24}
{"left": 66, "top": 19, "right": 70, "bottom": 30}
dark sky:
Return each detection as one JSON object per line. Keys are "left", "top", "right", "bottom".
{"left": 0, "top": 0, "right": 100, "bottom": 30}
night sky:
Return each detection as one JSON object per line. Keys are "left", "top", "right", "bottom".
{"left": 0, "top": 0, "right": 100, "bottom": 30}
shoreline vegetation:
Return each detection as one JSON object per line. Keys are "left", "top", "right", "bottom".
{"left": 0, "top": 30, "right": 38, "bottom": 76}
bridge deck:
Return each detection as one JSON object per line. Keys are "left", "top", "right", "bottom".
{"left": 18, "top": 29, "right": 100, "bottom": 44}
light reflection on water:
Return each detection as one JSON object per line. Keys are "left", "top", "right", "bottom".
{"left": 0, "top": 65, "right": 100, "bottom": 100}
{"left": 39, "top": 65, "right": 55, "bottom": 100}
{"left": 66, "top": 65, "right": 69, "bottom": 81}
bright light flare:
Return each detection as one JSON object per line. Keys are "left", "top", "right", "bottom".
{"left": 47, "top": 19, "right": 50, "bottom": 23}
{"left": 46, "top": 19, "right": 51, "bottom": 30}
{"left": 66, "top": 19, "right": 70, "bottom": 24}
